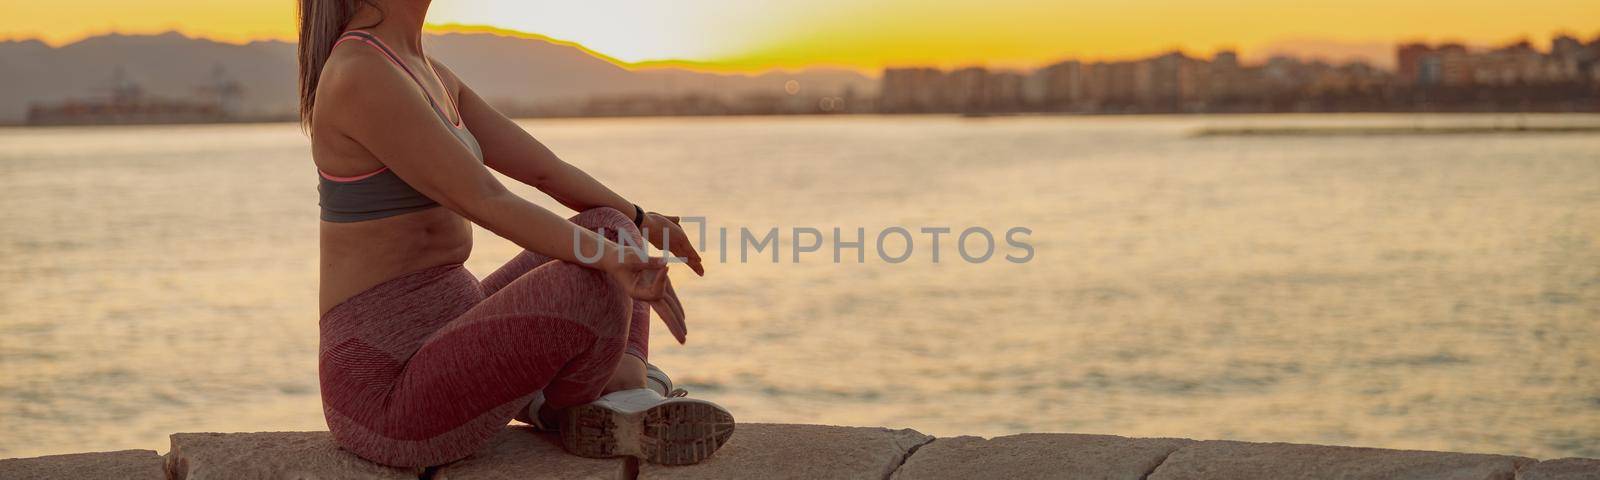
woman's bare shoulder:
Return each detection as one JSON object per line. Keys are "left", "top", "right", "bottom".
{"left": 313, "top": 45, "right": 413, "bottom": 131}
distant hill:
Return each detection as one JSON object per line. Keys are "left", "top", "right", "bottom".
{"left": 0, "top": 33, "right": 297, "bottom": 122}
{"left": 0, "top": 31, "right": 877, "bottom": 123}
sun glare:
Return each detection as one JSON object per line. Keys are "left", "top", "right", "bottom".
{"left": 428, "top": 0, "right": 786, "bottom": 63}
{"left": 2, "top": 0, "right": 1597, "bottom": 71}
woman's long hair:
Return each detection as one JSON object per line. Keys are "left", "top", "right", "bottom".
{"left": 297, "top": 0, "right": 381, "bottom": 129}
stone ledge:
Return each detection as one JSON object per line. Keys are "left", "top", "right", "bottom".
{"left": 1147, "top": 440, "right": 1536, "bottom": 480}
{"left": 1517, "top": 458, "right": 1600, "bottom": 480}
{"left": 891, "top": 433, "right": 1192, "bottom": 480}
{"left": 165, "top": 431, "right": 421, "bottom": 480}
{"left": 2, "top": 425, "right": 1597, "bottom": 479}
{"left": 0, "top": 449, "right": 163, "bottom": 480}
{"left": 432, "top": 426, "right": 628, "bottom": 480}
{"left": 638, "top": 423, "right": 932, "bottom": 480}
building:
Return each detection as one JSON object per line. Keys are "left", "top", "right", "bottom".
{"left": 879, "top": 67, "right": 947, "bottom": 113}
{"left": 875, "top": 30, "right": 1599, "bottom": 116}
{"left": 1031, "top": 60, "right": 1085, "bottom": 109}
{"left": 879, "top": 66, "right": 1028, "bottom": 113}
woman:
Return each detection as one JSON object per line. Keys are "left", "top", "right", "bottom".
{"left": 299, "top": 0, "right": 734, "bottom": 468}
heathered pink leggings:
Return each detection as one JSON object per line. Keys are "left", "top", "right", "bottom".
{"left": 318, "top": 208, "right": 650, "bottom": 467}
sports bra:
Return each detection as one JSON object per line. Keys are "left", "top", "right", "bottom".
{"left": 317, "top": 30, "right": 484, "bottom": 223}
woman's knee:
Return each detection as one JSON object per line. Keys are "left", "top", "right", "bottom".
{"left": 539, "top": 261, "right": 634, "bottom": 338}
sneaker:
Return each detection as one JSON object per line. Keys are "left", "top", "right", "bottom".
{"left": 514, "top": 390, "right": 553, "bottom": 430}
{"left": 518, "top": 362, "right": 678, "bottom": 430}
{"left": 560, "top": 387, "right": 735, "bottom": 465}
{"left": 645, "top": 361, "right": 683, "bottom": 398}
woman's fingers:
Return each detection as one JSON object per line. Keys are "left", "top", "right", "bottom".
{"left": 642, "top": 274, "right": 682, "bottom": 342}
{"left": 643, "top": 214, "right": 705, "bottom": 276}
{"left": 626, "top": 279, "right": 658, "bottom": 301}
{"left": 651, "top": 265, "right": 669, "bottom": 292}
{"left": 632, "top": 267, "right": 687, "bottom": 344}
{"left": 662, "top": 276, "right": 686, "bottom": 324}
{"left": 618, "top": 252, "right": 688, "bottom": 344}
{"left": 619, "top": 261, "right": 667, "bottom": 301}
{"left": 652, "top": 293, "right": 687, "bottom": 345}
{"left": 673, "top": 243, "right": 705, "bottom": 277}
{"left": 664, "top": 222, "right": 705, "bottom": 276}
{"left": 652, "top": 301, "right": 684, "bottom": 344}
{"left": 665, "top": 277, "right": 687, "bottom": 343}
{"left": 611, "top": 226, "right": 692, "bottom": 341}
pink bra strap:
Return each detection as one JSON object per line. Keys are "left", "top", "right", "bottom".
{"left": 319, "top": 166, "right": 388, "bottom": 183}
{"left": 336, "top": 31, "right": 425, "bottom": 91}
{"left": 334, "top": 30, "right": 460, "bottom": 126}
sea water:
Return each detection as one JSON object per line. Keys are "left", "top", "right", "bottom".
{"left": 1, "top": 114, "right": 1596, "bottom": 458}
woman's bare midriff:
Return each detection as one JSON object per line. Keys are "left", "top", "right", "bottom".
{"left": 319, "top": 206, "right": 474, "bottom": 316}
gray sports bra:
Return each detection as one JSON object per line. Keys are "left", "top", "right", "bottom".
{"left": 317, "top": 30, "right": 484, "bottom": 223}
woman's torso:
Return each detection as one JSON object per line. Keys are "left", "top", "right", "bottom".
{"left": 313, "top": 31, "right": 481, "bottom": 316}
{"left": 317, "top": 209, "right": 473, "bottom": 316}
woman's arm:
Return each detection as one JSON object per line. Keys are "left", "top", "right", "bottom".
{"left": 316, "top": 48, "right": 660, "bottom": 284}
{"left": 440, "top": 64, "right": 634, "bottom": 216}
{"left": 438, "top": 63, "right": 706, "bottom": 275}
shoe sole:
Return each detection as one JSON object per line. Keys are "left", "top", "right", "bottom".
{"left": 560, "top": 399, "right": 736, "bottom": 465}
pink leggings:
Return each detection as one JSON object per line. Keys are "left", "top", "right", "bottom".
{"left": 318, "top": 208, "right": 650, "bottom": 467}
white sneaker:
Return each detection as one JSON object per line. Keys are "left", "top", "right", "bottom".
{"left": 644, "top": 362, "right": 683, "bottom": 398}
{"left": 515, "top": 390, "right": 554, "bottom": 429}
{"left": 560, "top": 387, "right": 736, "bottom": 465}
{"left": 520, "top": 362, "right": 679, "bottom": 430}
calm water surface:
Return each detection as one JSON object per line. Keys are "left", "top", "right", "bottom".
{"left": 1, "top": 114, "right": 1597, "bottom": 459}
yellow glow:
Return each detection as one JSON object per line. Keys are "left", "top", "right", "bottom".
{"left": 0, "top": 0, "right": 294, "bottom": 45}
{"left": 3, "top": 0, "right": 1597, "bottom": 72}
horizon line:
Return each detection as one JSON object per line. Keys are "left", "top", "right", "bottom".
{"left": 5, "top": 24, "right": 1595, "bottom": 75}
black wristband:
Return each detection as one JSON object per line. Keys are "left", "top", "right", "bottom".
{"left": 632, "top": 204, "right": 645, "bottom": 227}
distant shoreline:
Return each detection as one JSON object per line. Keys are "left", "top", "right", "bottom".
{"left": 5, "top": 110, "right": 1600, "bottom": 130}
{"left": 0, "top": 118, "right": 296, "bottom": 129}
{"left": 1192, "top": 124, "right": 1600, "bottom": 136}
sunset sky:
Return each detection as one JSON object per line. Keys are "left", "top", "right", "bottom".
{"left": 3, "top": 0, "right": 1598, "bottom": 70}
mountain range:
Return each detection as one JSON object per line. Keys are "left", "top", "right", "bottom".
{"left": 0, "top": 31, "right": 878, "bottom": 122}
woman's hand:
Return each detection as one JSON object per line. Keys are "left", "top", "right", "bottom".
{"left": 641, "top": 213, "right": 705, "bottom": 276}
{"left": 604, "top": 252, "right": 689, "bottom": 344}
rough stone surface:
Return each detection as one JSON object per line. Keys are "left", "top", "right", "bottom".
{"left": 891, "top": 433, "right": 1193, "bottom": 480}
{"left": 1518, "top": 458, "right": 1600, "bottom": 480}
{"left": 432, "top": 426, "right": 628, "bottom": 480}
{"left": 6, "top": 426, "right": 1596, "bottom": 480}
{"left": 0, "top": 449, "right": 163, "bottom": 480}
{"left": 639, "top": 423, "right": 933, "bottom": 480}
{"left": 165, "top": 431, "right": 422, "bottom": 480}
{"left": 1149, "top": 440, "right": 1536, "bottom": 480}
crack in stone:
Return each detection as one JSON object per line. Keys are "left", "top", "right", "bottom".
{"left": 1138, "top": 444, "right": 1186, "bottom": 480}
{"left": 884, "top": 436, "right": 937, "bottom": 480}
{"left": 1507, "top": 456, "right": 1543, "bottom": 480}
{"left": 623, "top": 456, "right": 641, "bottom": 480}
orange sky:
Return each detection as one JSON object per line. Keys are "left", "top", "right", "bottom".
{"left": 3, "top": 0, "right": 1597, "bottom": 71}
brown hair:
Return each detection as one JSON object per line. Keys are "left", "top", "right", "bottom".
{"left": 297, "top": 0, "right": 382, "bottom": 129}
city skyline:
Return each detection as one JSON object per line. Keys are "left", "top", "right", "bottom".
{"left": 17, "top": 27, "right": 1594, "bottom": 126}
{"left": 2, "top": 0, "right": 1598, "bottom": 72}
